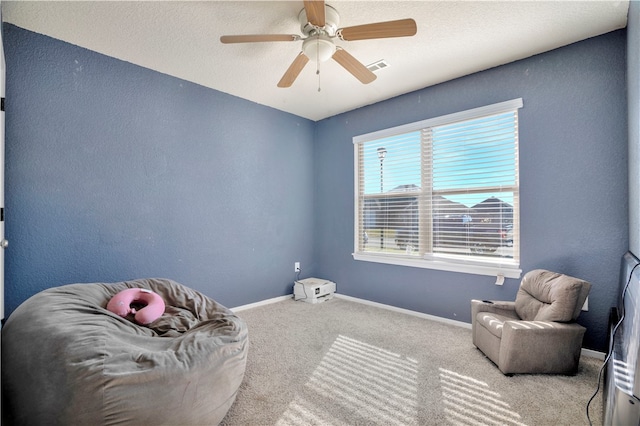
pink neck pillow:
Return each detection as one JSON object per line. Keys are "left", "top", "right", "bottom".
{"left": 107, "top": 288, "right": 165, "bottom": 325}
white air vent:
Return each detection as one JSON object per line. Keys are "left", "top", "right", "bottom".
{"left": 366, "top": 59, "right": 389, "bottom": 72}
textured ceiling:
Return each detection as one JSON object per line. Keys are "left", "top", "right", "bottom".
{"left": 2, "top": 1, "right": 630, "bottom": 121}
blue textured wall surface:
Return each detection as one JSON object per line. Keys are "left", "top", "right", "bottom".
{"left": 313, "top": 30, "right": 628, "bottom": 351}
{"left": 3, "top": 24, "right": 316, "bottom": 314}
{"left": 3, "top": 23, "right": 630, "bottom": 352}
{"left": 629, "top": 0, "right": 640, "bottom": 255}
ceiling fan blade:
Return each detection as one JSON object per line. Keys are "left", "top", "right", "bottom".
{"left": 303, "top": 0, "right": 326, "bottom": 27}
{"left": 220, "top": 34, "right": 299, "bottom": 44}
{"left": 278, "top": 53, "right": 310, "bottom": 88}
{"left": 338, "top": 18, "right": 417, "bottom": 41}
{"left": 332, "top": 48, "right": 376, "bottom": 84}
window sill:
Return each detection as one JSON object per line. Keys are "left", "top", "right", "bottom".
{"left": 352, "top": 252, "right": 522, "bottom": 279}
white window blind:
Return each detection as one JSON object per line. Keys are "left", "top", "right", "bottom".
{"left": 353, "top": 99, "right": 522, "bottom": 277}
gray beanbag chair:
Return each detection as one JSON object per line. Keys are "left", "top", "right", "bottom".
{"left": 2, "top": 278, "right": 248, "bottom": 425}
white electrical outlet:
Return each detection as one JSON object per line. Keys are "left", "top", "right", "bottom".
{"left": 294, "top": 262, "right": 301, "bottom": 272}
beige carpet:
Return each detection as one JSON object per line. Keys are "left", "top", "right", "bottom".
{"left": 221, "top": 297, "right": 603, "bottom": 426}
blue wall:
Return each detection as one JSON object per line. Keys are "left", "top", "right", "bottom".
{"left": 3, "top": 23, "right": 630, "bottom": 351}
{"left": 3, "top": 24, "right": 316, "bottom": 314}
{"left": 314, "top": 30, "right": 628, "bottom": 351}
{"left": 629, "top": 0, "right": 640, "bottom": 254}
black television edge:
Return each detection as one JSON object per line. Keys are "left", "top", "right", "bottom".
{"left": 603, "top": 251, "right": 640, "bottom": 425}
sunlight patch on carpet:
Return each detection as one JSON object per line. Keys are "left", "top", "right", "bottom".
{"left": 276, "top": 335, "right": 419, "bottom": 425}
{"left": 439, "top": 368, "right": 527, "bottom": 425}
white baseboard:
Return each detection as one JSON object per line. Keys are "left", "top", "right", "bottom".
{"left": 232, "top": 292, "right": 608, "bottom": 360}
{"left": 230, "top": 295, "right": 292, "bottom": 312}
{"left": 581, "top": 348, "right": 606, "bottom": 360}
{"left": 334, "top": 293, "right": 472, "bottom": 329}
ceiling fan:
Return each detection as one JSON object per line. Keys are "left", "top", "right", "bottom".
{"left": 220, "top": 1, "right": 417, "bottom": 88}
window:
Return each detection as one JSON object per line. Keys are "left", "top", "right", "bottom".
{"left": 353, "top": 99, "right": 522, "bottom": 278}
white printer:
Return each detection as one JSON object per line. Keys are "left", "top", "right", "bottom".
{"left": 294, "top": 278, "right": 336, "bottom": 303}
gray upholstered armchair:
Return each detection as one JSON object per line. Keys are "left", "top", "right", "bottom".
{"left": 471, "top": 269, "right": 591, "bottom": 375}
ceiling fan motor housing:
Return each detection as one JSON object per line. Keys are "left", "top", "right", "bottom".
{"left": 298, "top": 4, "right": 340, "bottom": 36}
{"left": 298, "top": 4, "right": 340, "bottom": 62}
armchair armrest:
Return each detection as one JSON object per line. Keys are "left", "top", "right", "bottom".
{"left": 471, "top": 299, "right": 518, "bottom": 319}
{"left": 471, "top": 300, "right": 519, "bottom": 347}
{"left": 498, "top": 320, "right": 586, "bottom": 374}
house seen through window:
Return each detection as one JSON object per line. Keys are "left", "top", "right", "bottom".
{"left": 353, "top": 99, "right": 522, "bottom": 277}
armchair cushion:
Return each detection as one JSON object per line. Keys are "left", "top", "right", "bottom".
{"left": 476, "top": 312, "right": 514, "bottom": 339}
{"left": 515, "top": 269, "right": 591, "bottom": 322}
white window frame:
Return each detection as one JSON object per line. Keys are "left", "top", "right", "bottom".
{"left": 353, "top": 99, "right": 523, "bottom": 279}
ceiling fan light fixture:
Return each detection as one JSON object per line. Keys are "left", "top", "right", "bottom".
{"left": 302, "top": 34, "right": 336, "bottom": 62}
